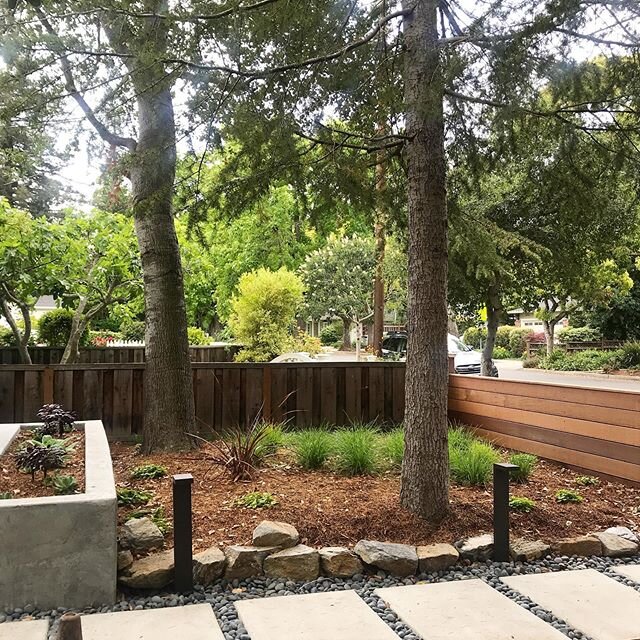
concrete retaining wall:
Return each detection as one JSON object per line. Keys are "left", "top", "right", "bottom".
{"left": 0, "top": 420, "right": 117, "bottom": 610}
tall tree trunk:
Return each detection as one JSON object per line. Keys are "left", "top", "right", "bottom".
{"left": 61, "top": 298, "right": 88, "bottom": 364}
{"left": 400, "top": 0, "right": 450, "bottom": 522}
{"left": 0, "top": 297, "right": 32, "bottom": 364}
{"left": 341, "top": 317, "right": 352, "bottom": 351}
{"left": 372, "top": 143, "right": 387, "bottom": 357}
{"left": 130, "top": 83, "right": 195, "bottom": 452}
{"left": 543, "top": 320, "right": 555, "bottom": 356}
{"left": 481, "top": 285, "right": 502, "bottom": 376}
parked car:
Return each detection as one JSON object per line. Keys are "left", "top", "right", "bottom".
{"left": 381, "top": 332, "right": 498, "bottom": 377}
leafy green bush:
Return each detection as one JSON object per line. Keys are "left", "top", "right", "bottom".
{"left": 557, "top": 326, "right": 601, "bottom": 344}
{"left": 509, "top": 496, "right": 536, "bottom": 512}
{"left": 522, "top": 356, "right": 540, "bottom": 368}
{"left": 0, "top": 491, "right": 12, "bottom": 499}
{"left": 380, "top": 428, "right": 404, "bottom": 470}
{"left": 319, "top": 323, "right": 342, "bottom": 346}
{"left": 38, "top": 308, "right": 89, "bottom": 347}
{"left": 234, "top": 491, "right": 278, "bottom": 509}
{"left": 462, "top": 326, "right": 487, "bottom": 349}
{"left": 293, "top": 332, "right": 322, "bottom": 355}
{"left": 131, "top": 463, "right": 167, "bottom": 480}
{"left": 450, "top": 440, "right": 500, "bottom": 486}
{"left": 0, "top": 326, "right": 16, "bottom": 347}
{"left": 555, "top": 489, "right": 583, "bottom": 503}
{"left": 492, "top": 346, "right": 512, "bottom": 359}
{"left": 230, "top": 267, "right": 304, "bottom": 362}
{"left": 120, "top": 320, "right": 145, "bottom": 341}
{"left": 615, "top": 341, "right": 640, "bottom": 369}
{"left": 187, "top": 326, "right": 213, "bottom": 345}
{"left": 292, "top": 429, "right": 334, "bottom": 470}
{"left": 508, "top": 328, "right": 534, "bottom": 357}
{"left": 89, "top": 330, "right": 122, "bottom": 346}
{"left": 509, "top": 453, "right": 538, "bottom": 482}
{"left": 575, "top": 475, "right": 599, "bottom": 486}
{"left": 117, "top": 487, "right": 153, "bottom": 506}
{"left": 334, "top": 426, "right": 379, "bottom": 475}
{"left": 539, "top": 349, "right": 614, "bottom": 371}
{"left": 50, "top": 474, "right": 78, "bottom": 495}
{"left": 495, "top": 326, "right": 513, "bottom": 350}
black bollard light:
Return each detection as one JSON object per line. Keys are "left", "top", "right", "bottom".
{"left": 173, "top": 473, "right": 194, "bottom": 592}
{"left": 493, "top": 462, "right": 518, "bottom": 562}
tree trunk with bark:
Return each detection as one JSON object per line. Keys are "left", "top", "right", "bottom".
{"left": 399, "top": 0, "right": 450, "bottom": 522}
{"left": 341, "top": 317, "right": 352, "bottom": 351}
{"left": 0, "top": 296, "right": 32, "bottom": 364}
{"left": 543, "top": 319, "right": 556, "bottom": 356}
{"left": 481, "top": 285, "right": 502, "bottom": 376}
{"left": 61, "top": 297, "right": 88, "bottom": 365}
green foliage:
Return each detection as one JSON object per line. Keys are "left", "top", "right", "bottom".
{"left": 508, "top": 328, "right": 534, "bottom": 358}
{"left": 127, "top": 506, "right": 172, "bottom": 534}
{"left": 509, "top": 496, "right": 536, "bottom": 512}
{"left": 575, "top": 475, "right": 599, "bottom": 486}
{"left": 234, "top": 491, "right": 278, "bottom": 509}
{"left": 117, "top": 487, "right": 153, "bottom": 507}
{"left": 254, "top": 423, "right": 286, "bottom": 458}
{"left": 509, "top": 453, "right": 538, "bottom": 482}
{"left": 447, "top": 424, "right": 476, "bottom": 453}
{"left": 187, "top": 326, "right": 213, "bottom": 345}
{"left": 131, "top": 464, "right": 167, "bottom": 480}
{"left": 539, "top": 349, "right": 615, "bottom": 371}
{"left": 293, "top": 332, "right": 322, "bottom": 356}
{"left": 380, "top": 428, "right": 404, "bottom": 470}
{"left": 49, "top": 474, "right": 78, "bottom": 495}
{"left": 319, "top": 323, "right": 342, "bottom": 346}
{"left": 292, "top": 429, "right": 334, "bottom": 470}
{"left": 557, "top": 326, "right": 602, "bottom": 344}
{"left": 450, "top": 440, "right": 500, "bottom": 487}
{"left": 0, "top": 326, "right": 16, "bottom": 346}
{"left": 522, "top": 356, "right": 540, "bottom": 368}
{"left": 120, "top": 320, "right": 145, "bottom": 341}
{"left": 0, "top": 491, "right": 12, "bottom": 499}
{"left": 89, "top": 330, "right": 122, "bottom": 346}
{"left": 614, "top": 342, "right": 640, "bottom": 369}
{"left": 492, "top": 346, "right": 512, "bottom": 359}
{"left": 230, "top": 267, "right": 304, "bottom": 362}
{"left": 462, "top": 326, "right": 487, "bottom": 349}
{"left": 555, "top": 489, "right": 583, "bottom": 504}
{"left": 334, "top": 426, "right": 379, "bottom": 476}
{"left": 38, "top": 309, "right": 83, "bottom": 347}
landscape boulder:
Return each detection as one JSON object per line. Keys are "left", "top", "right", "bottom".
{"left": 319, "top": 547, "right": 363, "bottom": 578}
{"left": 119, "top": 517, "right": 164, "bottom": 552}
{"left": 118, "top": 550, "right": 174, "bottom": 589}
{"left": 224, "top": 545, "right": 280, "bottom": 579}
{"left": 354, "top": 540, "right": 418, "bottom": 576}
{"left": 594, "top": 532, "right": 639, "bottom": 558}
{"left": 604, "top": 526, "right": 639, "bottom": 544}
{"left": 264, "top": 545, "right": 319, "bottom": 581}
{"left": 252, "top": 520, "right": 299, "bottom": 549}
{"left": 509, "top": 539, "right": 551, "bottom": 562}
{"left": 193, "top": 547, "right": 226, "bottom": 585}
{"left": 117, "top": 550, "right": 134, "bottom": 572}
{"left": 455, "top": 534, "right": 494, "bottom": 561}
{"left": 417, "top": 543, "right": 459, "bottom": 573}
{"left": 551, "top": 535, "right": 602, "bottom": 557}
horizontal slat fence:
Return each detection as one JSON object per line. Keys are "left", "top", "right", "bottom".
{"left": 0, "top": 362, "right": 405, "bottom": 438}
{"left": 0, "top": 345, "right": 239, "bottom": 364}
{"left": 448, "top": 374, "right": 640, "bottom": 484}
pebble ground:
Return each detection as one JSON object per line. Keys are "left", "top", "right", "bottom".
{"left": 1, "top": 555, "right": 638, "bottom": 640}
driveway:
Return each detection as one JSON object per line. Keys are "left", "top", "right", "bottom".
{"left": 496, "top": 359, "right": 640, "bottom": 391}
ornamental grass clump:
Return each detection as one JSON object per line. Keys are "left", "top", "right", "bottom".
{"left": 292, "top": 429, "right": 333, "bottom": 470}
{"left": 380, "top": 428, "right": 404, "bottom": 470}
{"left": 334, "top": 425, "right": 379, "bottom": 475}
{"left": 509, "top": 453, "right": 538, "bottom": 482}
{"left": 450, "top": 440, "right": 500, "bottom": 487}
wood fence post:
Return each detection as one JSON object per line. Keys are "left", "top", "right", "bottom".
{"left": 43, "top": 367, "right": 54, "bottom": 404}
{"left": 448, "top": 355, "right": 456, "bottom": 374}
{"left": 262, "top": 365, "right": 272, "bottom": 422}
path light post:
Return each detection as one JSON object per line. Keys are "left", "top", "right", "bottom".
{"left": 493, "top": 462, "right": 519, "bottom": 562}
{"left": 173, "top": 473, "right": 194, "bottom": 592}
{"left": 57, "top": 613, "right": 82, "bottom": 640}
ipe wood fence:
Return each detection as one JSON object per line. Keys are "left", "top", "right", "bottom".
{"left": 0, "top": 345, "right": 239, "bottom": 365}
{"left": 0, "top": 363, "right": 638, "bottom": 483}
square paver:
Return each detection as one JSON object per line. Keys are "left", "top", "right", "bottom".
{"left": 613, "top": 564, "right": 640, "bottom": 584}
{"left": 376, "top": 578, "right": 566, "bottom": 640}
{"left": 235, "top": 590, "right": 399, "bottom": 640}
{"left": 0, "top": 619, "right": 49, "bottom": 640}
{"left": 502, "top": 568, "right": 640, "bottom": 640}
{"left": 80, "top": 603, "right": 225, "bottom": 640}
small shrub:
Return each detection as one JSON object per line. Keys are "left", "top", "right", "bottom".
{"left": 127, "top": 506, "right": 171, "bottom": 534}
{"left": 292, "top": 429, "right": 333, "bottom": 470}
{"left": 380, "top": 428, "right": 404, "bottom": 470}
{"left": 616, "top": 341, "right": 640, "bottom": 369}
{"left": 334, "top": 426, "right": 379, "bottom": 475}
{"left": 234, "top": 491, "right": 278, "bottom": 509}
{"left": 522, "top": 356, "right": 540, "bottom": 369}
{"left": 509, "top": 453, "right": 538, "bottom": 482}
{"left": 131, "top": 463, "right": 167, "bottom": 480}
{"left": 37, "top": 308, "right": 89, "bottom": 347}
{"left": 492, "top": 346, "right": 512, "bottom": 359}
{"left": 292, "top": 332, "right": 322, "bottom": 356}
{"left": 575, "top": 475, "right": 599, "bottom": 486}
{"left": 35, "top": 404, "right": 77, "bottom": 438}
{"left": 539, "top": 349, "right": 614, "bottom": 372}
{"left": 509, "top": 496, "right": 536, "bottom": 512}
{"left": 450, "top": 440, "right": 500, "bottom": 486}
{"left": 187, "top": 326, "right": 213, "bottom": 345}
{"left": 557, "top": 326, "right": 601, "bottom": 344}
{"left": 50, "top": 474, "right": 78, "bottom": 495}
{"left": 14, "top": 442, "right": 67, "bottom": 480}
{"left": 0, "top": 491, "right": 13, "bottom": 499}
{"left": 120, "top": 320, "right": 145, "bottom": 341}
{"left": 319, "top": 323, "right": 341, "bottom": 346}
{"left": 117, "top": 487, "right": 153, "bottom": 506}
{"left": 89, "top": 330, "right": 122, "bottom": 347}
{"left": 555, "top": 489, "right": 583, "bottom": 503}
{"left": 0, "top": 326, "right": 16, "bottom": 347}
{"left": 508, "top": 328, "right": 534, "bottom": 358}
{"left": 462, "top": 326, "right": 487, "bottom": 349}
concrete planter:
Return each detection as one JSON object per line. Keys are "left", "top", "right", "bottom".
{"left": 0, "top": 420, "right": 117, "bottom": 610}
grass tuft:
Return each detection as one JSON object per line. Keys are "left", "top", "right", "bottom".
{"left": 509, "top": 453, "right": 538, "bottom": 483}
{"left": 334, "top": 426, "right": 379, "bottom": 476}
{"left": 450, "top": 440, "right": 500, "bottom": 486}
{"left": 380, "top": 428, "right": 404, "bottom": 470}
{"left": 291, "top": 429, "right": 334, "bottom": 470}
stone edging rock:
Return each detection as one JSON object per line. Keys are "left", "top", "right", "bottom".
{"left": 117, "top": 520, "right": 639, "bottom": 590}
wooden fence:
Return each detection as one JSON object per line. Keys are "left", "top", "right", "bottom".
{"left": 0, "top": 345, "right": 239, "bottom": 365}
{"left": 449, "top": 374, "right": 640, "bottom": 484}
{"left": 1, "top": 363, "right": 638, "bottom": 483}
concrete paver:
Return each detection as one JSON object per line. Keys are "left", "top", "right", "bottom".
{"left": 0, "top": 619, "right": 49, "bottom": 640}
{"left": 376, "top": 578, "right": 566, "bottom": 640}
{"left": 80, "top": 603, "right": 225, "bottom": 640}
{"left": 612, "top": 564, "right": 640, "bottom": 583}
{"left": 502, "top": 568, "right": 640, "bottom": 640}
{"left": 235, "top": 589, "right": 399, "bottom": 640}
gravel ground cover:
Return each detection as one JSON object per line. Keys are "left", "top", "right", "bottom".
{"left": 2, "top": 556, "right": 638, "bottom": 640}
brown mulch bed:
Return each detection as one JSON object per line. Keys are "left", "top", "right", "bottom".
{"left": 112, "top": 443, "right": 640, "bottom": 553}
{"left": 0, "top": 429, "right": 85, "bottom": 499}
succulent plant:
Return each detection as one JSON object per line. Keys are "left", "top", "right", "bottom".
{"left": 35, "top": 404, "right": 77, "bottom": 438}
{"left": 14, "top": 442, "right": 67, "bottom": 480}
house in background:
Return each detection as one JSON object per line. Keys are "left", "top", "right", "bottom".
{"left": 507, "top": 306, "right": 569, "bottom": 332}
{"left": 0, "top": 295, "right": 57, "bottom": 329}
